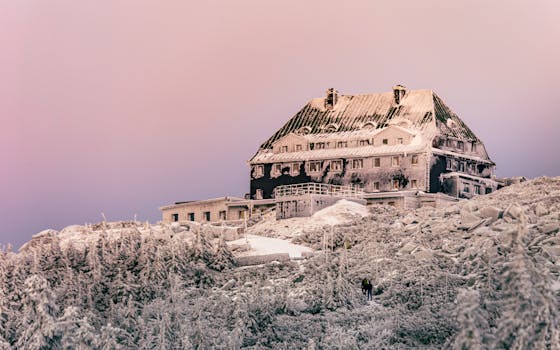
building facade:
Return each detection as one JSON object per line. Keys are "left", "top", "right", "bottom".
{"left": 248, "top": 86, "right": 498, "bottom": 202}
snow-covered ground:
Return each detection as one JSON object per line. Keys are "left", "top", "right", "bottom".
{"left": 227, "top": 234, "right": 313, "bottom": 258}
{"left": 247, "top": 199, "right": 370, "bottom": 240}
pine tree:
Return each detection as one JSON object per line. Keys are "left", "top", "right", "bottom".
{"left": 56, "top": 306, "right": 98, "bottom": 349}
{"left": 14, "top": 275, "right": 59, "bottom": 350}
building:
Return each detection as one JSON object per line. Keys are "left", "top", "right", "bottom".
{"left": 161, "top": 85, "right": 500, "bottom": 223}
{"left": 160, "top": 197, "right": 248, "bottom": 224}
{"left": 248, "top": 85, "right": 498, "bottom": 207}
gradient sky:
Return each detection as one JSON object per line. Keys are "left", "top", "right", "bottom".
{"left": 1, "top": 0, "right": 559, "bottom": 248}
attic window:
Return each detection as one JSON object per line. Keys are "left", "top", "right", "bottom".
{"left": 359, "top": 140, "right": 370, "bottom": 146}
{"left": 397, "top": 138, "right": 404, "bottom": 144}
{"left": 325, "top": 123, "right": 339, "bottom": 132}
{"left": 362, "top": 121, "right": 377, "bottom": 129}
{"left": 471, "top": 142, "right": 477, "bottom": 152}
{"left": 382, "top": 138, "right": 388, "bottom": 145}
{"left": 296, "top": 144, "right": 303, "bottom": 151}
{"left": 315, "top": 142, "right": 325, "bottom": 149}
{"left": 280, "top": 145, "right": 288, "bottom": 153}
{"left": 337, "top": 141, "right": 347, "bottom": 148}
{"left": 297, "top": 126, "right": 312, "bottom": 135}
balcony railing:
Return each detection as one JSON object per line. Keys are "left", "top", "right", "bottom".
{"left": 274, "top": 182, "right": 364, "bottom": 199}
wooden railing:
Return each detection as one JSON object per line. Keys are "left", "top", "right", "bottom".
{"left": 274, "top": 183, "right": 364, "bottom": 199}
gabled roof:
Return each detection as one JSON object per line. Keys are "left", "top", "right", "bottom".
{"left": 256, "top": 88, "right": 480, "bottom": 152}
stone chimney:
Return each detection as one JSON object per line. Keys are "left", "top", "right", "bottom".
{"left": 393, "top": 84, "right": 407, "bottom": 104}
{"left": 325, "top": 88, "right": 339, "bottom": 110}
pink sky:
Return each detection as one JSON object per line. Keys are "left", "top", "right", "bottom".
{"left": 1, "top": 0, "right": 559, "bottom": 248}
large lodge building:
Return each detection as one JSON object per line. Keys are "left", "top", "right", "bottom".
{"left": 161, "top": 85, "right": 503, "bottom": 224}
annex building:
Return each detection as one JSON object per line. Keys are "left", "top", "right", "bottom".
{"left": 161, "top": 85, "right": 501, "bottom": 224}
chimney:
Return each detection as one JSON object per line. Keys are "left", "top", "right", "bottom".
{"left": 325, "top": 88, "right": 339, "bottom": 110}
{"left": 393, "top": 84, "right": 407, "bottom": 104}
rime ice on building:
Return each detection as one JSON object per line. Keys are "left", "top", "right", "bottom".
{"left": 161, "top": 85, "right": 500, "bottom": 223}
{"left": 248, "top": 85, "right": 498, "bottom": 207}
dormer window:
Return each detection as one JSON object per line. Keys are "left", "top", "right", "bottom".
{"left": 297, "top": 126, "right": 312, "bottom": 135}
{"left": 325, "top": 123, "right": 339, "bottom": 132}
{"left": 362, "top": 121, "right": 377, "bottom": 130}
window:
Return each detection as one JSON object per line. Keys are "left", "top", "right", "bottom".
{"left": 446, "top": 139, "right": 453, "bottom": 147}
{"left": 457, "top": 141, "right": 464, "bottom": 151}
{"left": 463, "top": 183, "right": 470, "bottom": 193}
{"left": 351, "top": 159, "right": 363, "bottom": 169}
{"left": 238, "top": 210, "right": 246, "bottom": 219}
{"left": 291, "top": 163, "right": 300, "bottom": 175}
{"left": 203, "top": 211, "right": 211, "bottom": 221}
{"left": 296, "top": 144, "right": 303, "bottom": 151}
{"left": 474, "top": 185, "right": 481, "bottom": 195}
{"left": 255, "top": 189, "right": 263, "bottom": 200}
{"left": 308, "top": 161, "right": 322, "bottom": 173}
{"left": 374, "top": 158, "right": 381, "bottom": 167}
{"left": 373, "top": 182, "right": 380, "bottom": 191}
{"left": 471, "top": 142, "right": 477, "bottom": 152}
{"left": 330, "top": 160, "right": 342, "bottom": 172}
{"left": 446, "top": 159, "right": 453, "bottom": 170}
{"left": 388, "top": 201, "right": 395, "bottom": 206}
{"left": 188, "top": 213, "right": 195, "bottom": 221}
{"left": 219, "top": 210, "right": 227, "bottom": 220}
{"left": 393, "top": 180, "right": 400, "bottom": 189}
{"left": 337, "top": 141, "right": 347, "bottom": 148}
{"left": 280, "top": 145, "right": 288, "bottom": 153}
{"left": 458, "top": 162, "right": 465, "bottom": 172}
{"left": 397, "top": 138, "right": 403, "bottom": 144}
{"left": 411, "top": 155, "right": 419, "bottom": 165}
{"left": 254, "top": 165, "right": 264, "bottom": 178}
{"left": 272, "top": 164, "right": 282, "bottom": 176}
{"left": 411, "top": 180, "right": 418, "bottom": 188}
{"left": 382, "top": 138, "right": 388, "bottom": 145}
{"left": 359, "top": 140, "right": 370, "bottom": 146}
{"left": 391, "top": 156, "right": 400, "bottom": 167}
{"left": 315, "top": 142, "right": 325, "bottom": 149}
{"left": 171, "top": 213, "right": 179, "bottom": 222}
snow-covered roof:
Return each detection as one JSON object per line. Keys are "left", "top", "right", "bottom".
{"left": 159, "top": 196, "right": 245, "bottom": 211}
{"left": 254, "top": 88, "right": 481, "bottom": 155}
{"left": 432, "top": 148, "right": 494, "bottom": 165}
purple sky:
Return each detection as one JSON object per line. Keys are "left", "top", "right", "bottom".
{"left": 1, "top": 0, "right": 559, "bottom": 248}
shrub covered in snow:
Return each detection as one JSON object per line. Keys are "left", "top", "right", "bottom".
{"left": 0, "top": 177, "right": 559, "bottom": 349}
